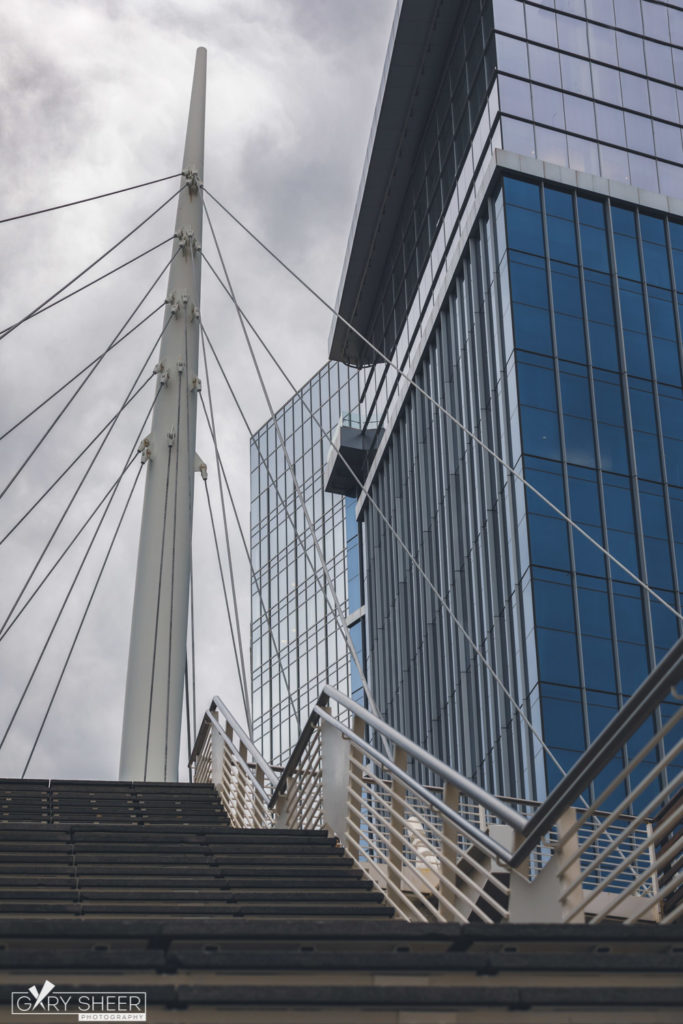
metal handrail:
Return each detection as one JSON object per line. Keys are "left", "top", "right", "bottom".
{"left": 214, "top": 694, "right": 278, "bottom": 786}
{"left": 512, "top": 635, "right": 683, "bottom": 867}
{"left": 315, "top": 704, "right": 514, "bottom": 862}
{"left": 206, "top": 711, "right": 272, "bottom": 804}
{"left": 189, "top": 696, "right": 278, "bottom": 788}
{"left": 269, "top": 684, "right": 524, "bottom": 859}
{"left": 323, "top": 686, "right": 527, "bottom": 830}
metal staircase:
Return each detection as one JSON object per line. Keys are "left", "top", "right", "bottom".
{"left": 0, "top": 779, "right": 390, "bottom": 921}
{"left": 0, "top": 778, "right": 681, "bottom": 1023}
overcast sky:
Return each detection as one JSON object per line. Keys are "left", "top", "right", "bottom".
{"left": 0, "top": 0, "right": 397, "bottom": 781}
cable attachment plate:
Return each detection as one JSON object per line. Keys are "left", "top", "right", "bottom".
{"left": 192, "top": 377, "right": 202, "bottom": 392}
{"left": 167, "top": 429, "right": 176, "bottom": 447}
{"left": 194, "top": 453, "right": 208, "bottom": 480}
{"left": 138, "top": 436, "right": 152, "bottom": 464}
{"left": 183, "top": 168, "right": 201, "bottom": 194}
{"left": 166, "top": 293, "right": 180, "bottom": 317}
{"left": 153, "top": 363, "right": 169, "bottom": 386}
{"left": 177, "top": 229, "right": 200, "bottom": 256}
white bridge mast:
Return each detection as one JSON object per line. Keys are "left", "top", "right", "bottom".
{"left": 120, "top": 48, "right": 206, "bottom": 782}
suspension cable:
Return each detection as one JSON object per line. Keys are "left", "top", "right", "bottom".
{"left": 0, "top": 174, "right": 181, "bottom": 225}
{"left": 184, "top": 658, "right": 193, "bottom": 780}
{"left": 0, "top": 447, "right": 143, "bottom": 758}
{"left": 200, "top": 219, "right": 570, "bottom": 782}
{"left": 0, "top": 185, "right": 183, "bottom": 342}
{"left": 200, "top": 205, "right": 386, "bottom": 742}
{"left": 189, "top": 564, "right": 198, "bottom": 742}
{"left": 199, "top": 331, "right": 301, "bottom": 730}
{"left": 202, "top": 477, "right": 253, "bottom": 729}
{"left": 0, "top": 312, "right": 172, "bottom": 638}
{"left": 143, "top": 443, "right": 173, "bottom": 783}
{"left": 202, "top": 188, "right": 683, "bottom": 626}
{"left": 0, "top": 386, "right": 162, "bottom": 642}
{"left": 9, "top": 235, "right": 175, "bottom": 332}
{"left": 1, "top": 372, "right": 152, "bottom": 548}
{"left": 194, "top": 324, "right": 250, "bottom": 733}
{"left": 0, "top": 251, "right": 176, "bottom": 502}
{"left": 223, "top": 315, "right": 639, "bottom": 828}
{"left": 20, "top": 463, "right": 144, "bottom": 777}
{"left": 0, "top": 302, "right": 163, "bottom": 443}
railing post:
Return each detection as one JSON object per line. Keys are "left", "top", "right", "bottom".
{"left": 511, "top": 806, "right": 585, "bottom": 923}
{"left": 347, "top": 714, "right": 365, "bottom": 861}
{"left": 556, "top": 806, "right": 587, "bottom": 922}
{"left": 647, "top": 820, "right": 662, "bottom": 921}
{"left": 388, "top": 745, "right": 408, "bottom": 896}
{"left": 439, "top": 781, "right": 461, "bottom": 918}
{"left": 320, "top": 717, "right": 351, "bottom": 840}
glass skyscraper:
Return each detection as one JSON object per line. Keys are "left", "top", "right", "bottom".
{"left": 326, "top": 0, "right": 683, "bottom": 801}
{"left": 250, "top": 362, "right": 361, "bottom": 764}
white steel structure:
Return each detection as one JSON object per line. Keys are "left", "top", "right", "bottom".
{"left": 119, "top": 48, "right": 206, "bottom": 782}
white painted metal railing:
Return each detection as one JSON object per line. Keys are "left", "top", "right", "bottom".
{"left": 190, "top": 695, "right": 277, "bottom": 830}
{"left": 191, "top": 637, "right": 683, "bottom": 925}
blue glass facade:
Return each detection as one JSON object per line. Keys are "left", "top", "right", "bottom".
{"left": 328, "top": 0, "right": 683, "bottom": 801}
{"left": 506, "top": 175, "right": 683, "bottom": 800}
{"left": 250, "top": 362, "right": 360, "bottom": 764}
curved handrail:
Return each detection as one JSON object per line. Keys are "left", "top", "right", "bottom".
{"left": 211, "top": 694, "right": 279, "bottom": 787}
{"left": 189, "top": 694, "right": 278, "bottom": 787}
{"left": 206, "top": 710, "right": 273, "bottom": 804}
{"left": 269, "top": 684, "right": 527, "bottom": 833}
{"left": 315, "top": 704, "right": 513, "bottom": 863}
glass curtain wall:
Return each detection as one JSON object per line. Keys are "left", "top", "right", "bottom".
{"left": 362, "top": 172, "right": 683, "bottom": 803}
{"left": 250, "top": 362, "right": 360, "bottom": 764}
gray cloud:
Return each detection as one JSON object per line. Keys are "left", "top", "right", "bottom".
{"left": 0, "top": 0, "right": 396, "bottom": 782}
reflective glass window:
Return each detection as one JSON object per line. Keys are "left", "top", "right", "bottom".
{"left": 492, "top": 0, "right": 525, "bottom": 35}
{"left": 534, "top": 575, "right": 576, "bottom": 631}
{"left": 588, "top": 23, "right": 618, "bottom": 64}
{"left": 625, "top": 112, "right": 654, "bottom": 154}
{"left": 592, "top": 62, "right": 622, "bottom": 106}
{"left": 653, "top": 121, "right": 683, "bottom": 165}
{"left": 560, "top": 53, "right": 593, "bottom": 95}
{"left": 526, "top": 4, "right": 558, "bottom": 46}
{"left": 578, "top": 198, "right": 609, "bottom": 270}
{"left": 595, "top": 102, "right": 626, "bottom": 147}
{"left": 499, "top": 75, "right": 533, "bottom": 118}
{"left": 529, "top": 43, "right": 562, "bottom": 87}
{"left": 556, "top": 12, "right": 589, "bottom": 56}
{"left": 645, "top": 40, "right": 674, "bottom": 82}
{"left": 537, "top": 628, "right": 580, "bottom": 685}
{"left": 535, "top": 126, "right": 569, "bottom": 165}
{"left": 541, "top": 687, "right": 586, "bottom": 751}
{"left": 628, "top": 152, "right": 659, "bottom": 192}
{"left": 563, "top": 95, "right": 597, "bottom": 138}
{"left": 642, "top": 0, "right": 671, "bottom": 40}
{"left": 584, "top": 270, "right": 614, "bottom": 323}
{"left": 613, "top": 232, "right": 641, "bottom": 282}
{"left": 616, "top": 31, "right": 646, "bottom": 75}
{"left": 582, "top": 634, "right": 616, "bottom": 690}
{"left": 649, "top": 81, "right": 679, "bottom": 122}
{"left": 569, "top": 139, "right": 601, "bottom": 178}
{"left": 496, "top": 33, "right": 530, "bottom": 76}
{"left": 615, "top": 2, "right": 643, "bottom": 34}
{"left": 620, "top": 71, "right": 651, "bottom": 114}
{"left": 599, "top": 143, "right": 630, "bottom": 182}
{"left": 521, "top": 405, "right": 561, "bottom": 458}
{"left": 532, "top": 84, "right": 565, "bottom": 128}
